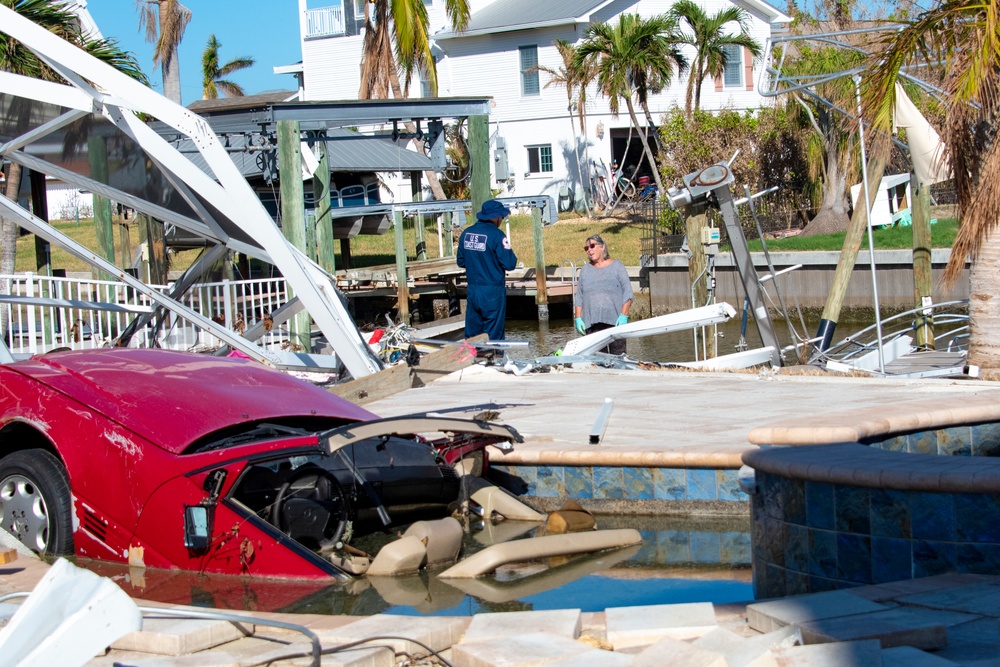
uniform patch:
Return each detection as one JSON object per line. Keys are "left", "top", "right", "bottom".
{"left": 502, "top": 236, "right": 511, "bottom": 250}
{"left": 464, "top": 233, "right": 487, "bottom": 252}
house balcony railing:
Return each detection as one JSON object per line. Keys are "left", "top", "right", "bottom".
{"left": 305, "top": 5, "right": 346, "bottom": 39}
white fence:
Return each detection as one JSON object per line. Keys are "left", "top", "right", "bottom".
{"left": 0, "top": 273, "right": 302, "bottom": 356}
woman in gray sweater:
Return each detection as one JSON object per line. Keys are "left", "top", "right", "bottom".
{"left": 574, "top": 234, "right": 633, "bottom": 355}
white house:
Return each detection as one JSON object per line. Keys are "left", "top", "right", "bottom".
{"left": 291, "top": 0, "right": 790, "bottom": 208}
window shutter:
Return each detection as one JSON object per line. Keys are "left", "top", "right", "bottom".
{"left": 744, "top": 46, "right": 754, "bottom": 91}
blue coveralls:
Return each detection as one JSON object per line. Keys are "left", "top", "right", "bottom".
{"left": 456, "top": 220, "right": 517, "bottom": 340}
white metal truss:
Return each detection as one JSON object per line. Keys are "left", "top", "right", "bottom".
{"left": 0, "top": 6, "right": 385, "bottom": 376}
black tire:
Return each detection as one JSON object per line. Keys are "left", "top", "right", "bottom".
{"left": 0, "top": 449, "right": 74, "bottom": 556}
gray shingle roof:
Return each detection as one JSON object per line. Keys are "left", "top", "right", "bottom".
{"left": 437, "top": 0, "right": 609, "bottom": 38}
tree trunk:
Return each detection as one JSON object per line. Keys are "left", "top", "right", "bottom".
{"left": 968, "top": 231, "right": 1000, "bottom": 368}
{"left": 386, "top": 60, "right": 448, "bottom": 200}
{"left": 569, "top": 107, "right": 592, "bottom": 217}
{"left": 162, "top": 49, "right": 182, "bottom": 104}
{"left": 624, "top": 97, "right": 664, "bottom": 193}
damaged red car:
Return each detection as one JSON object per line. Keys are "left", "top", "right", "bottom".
{"left": 0, "top": 348, "right": 519, "bottom": 579}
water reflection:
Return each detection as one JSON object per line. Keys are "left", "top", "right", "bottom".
{"left": 74, "top": 515, "right": 751, "bottom": 616}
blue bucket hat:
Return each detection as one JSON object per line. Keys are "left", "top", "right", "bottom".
{"left": 476, "top": 199, "right": 511, "bottom": 221}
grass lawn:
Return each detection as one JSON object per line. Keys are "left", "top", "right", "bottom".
{"left": 16, "top": 213, "right": 960, "bottom": 275}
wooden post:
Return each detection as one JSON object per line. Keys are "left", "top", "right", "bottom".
{"left": 393, "top": 209, "right": 410, "bottom": 324}
{"left": 685, "top": 210, "right": 713, "bottom": 358}
{"left": 815, "top": 153, "right": 889, "bottom": 350}
{"left": 911, "top": 171, "right": 934, "bottom": 349}
{"left": 312, "top": 140, "right": 336, "bottom": 273}
{"left": 87, "top": 134, "right": 115, "bottom": 280}
{"left": 412, "top": 172, "right": 426, "bottom": 261}
{"left": 278, "top": 119, "right": 311, "bottom": 352}
{"left": 468, "top": 115, "right": 490, "bottom": 216}
{"left": 442, "top": 212, "right": 453, "bottom": 257}
{"left": 139, "top": 214, "right": 168, "bottom": 285}
{"left": 29, "top": 170, "right": 52, "bottom": 346}
{"left": 531, "top": 206, "right": 548, "bottom": 321}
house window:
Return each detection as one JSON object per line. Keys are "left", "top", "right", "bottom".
{"left": 353, "top": 0, "right": 365, "bottom": 20}
{"left": 519, "top": 45, "right": 539, "bottom": 96}
{"left": 526, "top": 144, "right": 552, "bottom": 174}
{"left": 722, "top": 44, "right": 742, "bottom": 87}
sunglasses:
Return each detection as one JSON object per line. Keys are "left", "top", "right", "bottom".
{"left": 584, "top": 242, "right": 601, "bottom": 251}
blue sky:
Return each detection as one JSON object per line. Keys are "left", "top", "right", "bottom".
{"left": 85, "top": 1, "right": 303, "bottom": 106}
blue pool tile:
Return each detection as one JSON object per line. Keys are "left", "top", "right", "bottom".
{"left": 878, "top": 435, "right": 908, "bottom": 452}
{"left": 720, "top": 531, "right": 751, "bottom": 564}
{"left": 806, "top": 481, "right": 835, "bottom": 530}
{"left": 872, "top": 537, "right": 912, "bottom": 584}
{"left": 913, "top": 540, "right": 957, "bottom": 578}
{"left": 687, "top": 469, "right": 718, "bottom": 501}
{"left": 763, "top": 517, "right": 787, "bottom": 567}
{"left": 510, "top": 465, "right": 536, "bottom": 486}
{"left": 956, "top": 493, "right": 1000, "bottom": 542}
{"left": 593, "top": 466, "right": 623, "bottom": 499}
{"left": 871, "top": 489, "right": 911, "bottom": 539}
{"left": 909, "top": 431, "right": 937, "bottom": 455}
{"left": 972, "top": 423, "right": 1000, "bottom": 456}
{"left": 808, "top": 528, "right": 838, "bottom": 579}
{"left": 635, "top": 529, "right": 660, "bottom": 563}
{"left": 785, "top": 569, "right": 810, "bottom": 596}
{"left": 837, "top": 533, "right": 873, "bottom": 584}
{"left": 784, "top": 478, "right": 807, "bottom": 526}
{"left": 658, "top": 530, "right": 691, "bottom": 564}
{"left": 718, "top": 469, "right": 745, "bottom": 502}
{"left": 563, "top": 466, "right": 593, "bottom": 498}
{"left": 937, "top": 427, "right": 972, "bottom": 456}
{"left": 534, "top": 466, "right": 565, "bottom": 498}
{"left": 654, "top": 468, "right": 686, "bottom": 500}
{"left": 764, "top": 563, "right": 786, "bottom": 599}
{"left": 835, "top": 486, "right": 871, "bottom": 535}
{"left": 957, "top": 543, "right": 1000, "bottom": 575}
{"left": 623, "top": 467, "right": 654, "bottom": 500}
{"left": 690, "top": 531, "right": 722, "bottom": 564}
{"left": 910, "top": 493, "right": 955, "bottom": 541}
{"left": 785, "top": 524, "right": 809, "bottom": 573}
{"left": 761, "top": 473, "right": 784, "bottom": 520}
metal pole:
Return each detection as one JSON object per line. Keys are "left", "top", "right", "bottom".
{"left": 854, "top": 75, "right": 885, "bottom": 373}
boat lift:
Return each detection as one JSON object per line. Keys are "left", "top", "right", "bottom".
{"left": 665, "top": 163, "right": 785, "bottom": 367}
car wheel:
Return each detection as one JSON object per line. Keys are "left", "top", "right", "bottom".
{"left": 0, "top": 449, "right": 74, "bottom": 555}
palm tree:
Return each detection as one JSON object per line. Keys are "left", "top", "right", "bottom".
{"left": 576, "top": 13, "right": 686, "bottom": 194}
{"left": 357, "top": 0, "right": 469, "bottom": 200}
{"left": 1, "top": 0, "right": 147, "bottom": 334}
{"left": 136, "top": 0, "right": 191, "bottom": 104}
{"left": 201, "top": 34, "right": 254, "bottom": 99}
{"left": 861, "top": 0, "right": 1000, "bottom": 367}
{"left": 535, "top": 39, "right": 599, "bottom": 215}
{"left": 670, "top": 0, "right": 762, "bottom": 116}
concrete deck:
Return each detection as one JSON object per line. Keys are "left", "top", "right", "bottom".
{"left": 365, "top": 364, "right": 1000, "bottom": 470}
{"left": 2, "top": 555, "right": 999, "bottom": 665}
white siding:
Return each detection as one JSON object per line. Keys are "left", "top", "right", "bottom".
{"left": 296, "top": 0, "right": 785, "bottom": 202}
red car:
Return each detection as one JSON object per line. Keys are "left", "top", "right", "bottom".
{"left": 0, "top": 349, "right": 519, "bottom": 579}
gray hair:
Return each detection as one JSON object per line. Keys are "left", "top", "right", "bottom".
{"left": 586, "top": 234, "right": 611, "bottom": 260}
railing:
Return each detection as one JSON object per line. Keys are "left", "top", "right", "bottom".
{"left": 0, "top": 273, "right": 303, "bottom": 357}
{"left": 305, "top": 5, "right": 346, "bottom": 38}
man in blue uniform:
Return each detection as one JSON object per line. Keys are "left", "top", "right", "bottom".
{"left": 457, "top": 199, "right": 517, "bottom": 340}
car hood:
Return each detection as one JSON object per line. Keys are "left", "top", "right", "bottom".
{"left": 10, "top": 348, "right": 378, "bottom": 454}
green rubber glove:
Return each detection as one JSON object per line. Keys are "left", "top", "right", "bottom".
{"left": 574, "top": 317, "right": 586, "bottom": 335}
{"left": 615, "top": 314, "right": 629, "bottom": 327}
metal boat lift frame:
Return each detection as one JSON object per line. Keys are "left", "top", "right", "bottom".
{"left": 0, "top": 6, "right": 497, "bottom": 378}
